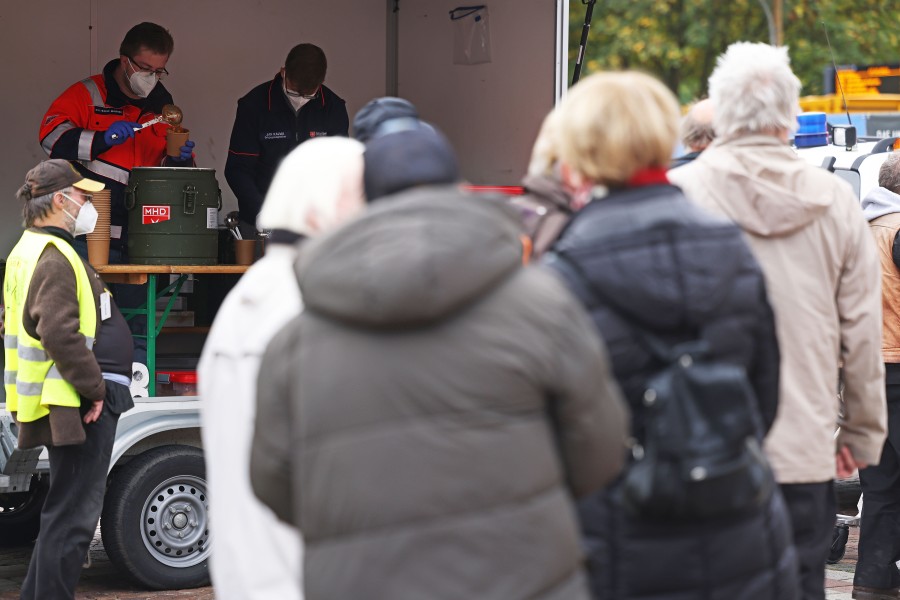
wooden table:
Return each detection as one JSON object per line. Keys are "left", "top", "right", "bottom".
{"left": 94, "top": 264, "right": 249, "bottom": 395}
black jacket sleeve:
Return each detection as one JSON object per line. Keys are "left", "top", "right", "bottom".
{"left": 749, "top": 281, "right": 780, "bottom": 435}
{"left": 224, "top": 98, "right": 266, "bottom": 221}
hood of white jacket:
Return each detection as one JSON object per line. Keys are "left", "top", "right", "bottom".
{"left": 861, "top": 186, "right": 900, "bottom": 222}
{"left": 670, "top": 136, "right": 834, "bottom": 237}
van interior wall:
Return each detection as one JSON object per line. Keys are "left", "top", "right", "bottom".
{"left": 398, "top": 0, "right": 556, "bottom": 185}
{"left": 0, "top": 0, "right": 557, "bottom": 256}
{"left": 0, "top": 1, "right": 385, "bottom": 257}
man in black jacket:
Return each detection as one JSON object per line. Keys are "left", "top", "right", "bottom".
{"left": 224, "top": 44, "right": 349, "bottom": 237}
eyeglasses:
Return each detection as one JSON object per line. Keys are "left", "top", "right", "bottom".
{"left": 127, "top": 56, "right": 169, "bottom": 79}
{"left": 61, "top": 192, "right": 93, "bottom": 205}
{"left": 284, "top": 84, "right": 319, "bottom": 100}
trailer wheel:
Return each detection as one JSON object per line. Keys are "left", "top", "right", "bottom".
{"left": 0, "top": 474, "right": 48, "bottom": 547}
{"left": 101, "top": 445, "right": 211, "bottom": 589}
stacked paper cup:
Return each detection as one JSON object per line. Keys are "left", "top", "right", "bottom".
{"left": 87, "top": 189, "right": 111, "bottom": 266}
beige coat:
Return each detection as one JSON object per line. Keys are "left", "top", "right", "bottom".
{"left": 670, "top": 135, "right": 886, "bottom": 483}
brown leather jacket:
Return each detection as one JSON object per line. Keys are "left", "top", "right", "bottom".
{"left": 870, "top": 212, "right": 900, "bottom": 363}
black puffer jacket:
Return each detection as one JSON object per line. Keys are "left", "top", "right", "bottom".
{"left": 544, "top": 184, "right": 799, "bottom": 600}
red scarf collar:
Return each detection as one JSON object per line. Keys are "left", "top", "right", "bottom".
{"left": 627, "top": 167, "right": 670, "bottom": 188}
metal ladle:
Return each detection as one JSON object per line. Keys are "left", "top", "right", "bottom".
{"left": 110, "top": 103, "right": 184, "bottom": 140}
{"left": 161, "top": 104, "right": 183, "bottom": 126}
{"left": 225, "top": 211, "right": 242, "bottom": 241}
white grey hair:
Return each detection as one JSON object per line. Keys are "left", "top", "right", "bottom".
{"left": 879, "top": 152, "right": 900, "bottom": 195}
{"left": 23, "top": 186, "right": 71, "bottom": 227}
{"left": 709, "top": 42, "right": 801, "bottom": 140}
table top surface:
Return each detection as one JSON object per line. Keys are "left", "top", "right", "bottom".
{"left": 94, "top": 264, "right": 250, "bottom": 274}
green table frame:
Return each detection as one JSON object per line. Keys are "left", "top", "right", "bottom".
{"left": 94, "top": 265, "right": 248, "bottom": 396}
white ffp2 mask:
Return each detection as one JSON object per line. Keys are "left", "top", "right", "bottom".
{"left": 125, "top": 57, "right": 158, "bottom": 98}
{"left": 62, "top": 194, "right": 99, "bottom": 236}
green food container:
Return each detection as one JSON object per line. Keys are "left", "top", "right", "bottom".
{"left": 125, "top": 167, "right": 221, "bottom": 265}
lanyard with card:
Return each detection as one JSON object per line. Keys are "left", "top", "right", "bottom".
{"left": 100, "top": 291, "right": 112, "bottom": 321}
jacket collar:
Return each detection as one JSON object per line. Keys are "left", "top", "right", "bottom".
{"left": 712, "top": 134, "right": 790, "bottom": 150}
{"left": 36, "top": 225, "right": 75, "bottom": 245}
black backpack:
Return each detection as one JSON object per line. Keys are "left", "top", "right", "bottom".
{"left": 620, "top": 336, "right": 775, "bottom": 520}
{"left": 558, "top": 252, "right": 775, "bottom": 521}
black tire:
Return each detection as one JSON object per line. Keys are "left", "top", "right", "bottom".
{"left": 101, "top": 445, "right": 211, "bottom": 589}
{"left": 0, "top": 474, "right": 48, "bottom": 546}
{"left": 828, "top": 523, "right": 850, "bottom": 564}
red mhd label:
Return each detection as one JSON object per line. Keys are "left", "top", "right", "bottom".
{"left": 142, "top": 205, "right": 171, "bottom": 224}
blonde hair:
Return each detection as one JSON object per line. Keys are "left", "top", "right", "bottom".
{"left": 257, "top": 137, "right": 366, "bottom": 237}
{"left": 556, "top": 71, "right": 680, "bottom": 187}
{"left": 527, "top": 108, "right": 563, "bottom": 177}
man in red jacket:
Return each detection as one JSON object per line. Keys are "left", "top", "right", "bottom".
{"left": 39, "top": 22, "right": 195, "bottom": 362}
{"left": 39, "top": 21, "right": 194, "bottom": 258}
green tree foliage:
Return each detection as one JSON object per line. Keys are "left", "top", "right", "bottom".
{"left": 569, "top": 0, "right": 900, "bottom": 103}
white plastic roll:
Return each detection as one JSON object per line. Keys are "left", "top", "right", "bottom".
{"left": 129, "top": 385, "right": 147, "bottom": 399}
{"left": 131, "top": 362, "right": 150, "bottom": 389}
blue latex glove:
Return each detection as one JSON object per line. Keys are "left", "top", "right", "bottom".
{"left": 104, "top": 121, "right": 141, "bottom": 146}
{"left": 173, "top": 140, "right": 195, "bottom": 164}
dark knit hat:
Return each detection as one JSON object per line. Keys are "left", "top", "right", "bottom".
{"left": 363, "top": 127, "right": 460, "bottom": 202}
{"left": 352, "top": 97, "right": 420, "bottom": 142}
{"left": 16, "top": 160, "right": 104, "bottom": 202}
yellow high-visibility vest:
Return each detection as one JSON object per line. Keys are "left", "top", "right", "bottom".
{"left": 3, "top": 230, "right": 97, "bottom": 422}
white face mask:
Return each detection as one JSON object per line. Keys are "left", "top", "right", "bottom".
{"left": 287, "top": 95, "right": 311, "bottom": 111}
{"left": 282, "top": 78, "right": 312, "bottom": 111}
{"left": 126, "top": 58, "right": 158, "bottom": 98}
{"left": 61, "top": 193, "right": 99, "bottom": 236}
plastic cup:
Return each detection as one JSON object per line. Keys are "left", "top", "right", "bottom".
{"left": 234, "top": 239, "right": 257, "bottom": 265}
{"left": 166, "top": 129, "right": 190, "bottom": 157}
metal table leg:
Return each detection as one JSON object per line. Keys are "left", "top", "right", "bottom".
{"left": 147, "top": 274, "right": 156, "bottom": 397}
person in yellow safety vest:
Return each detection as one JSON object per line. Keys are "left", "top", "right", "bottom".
{"left": 4, "top": 159, "right": 136, "bottom": 600}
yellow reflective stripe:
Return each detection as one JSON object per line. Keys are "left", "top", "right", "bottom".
{"left": 16, "top": 380, "right": 43, "bottom": 396}
{"left": 4, "top": 334, "right": 17, "bottom": 349}
{"left": 18, "top": 345, "right": 48, "bottom": 362}
{"left": 84, "top": 336, "right": 95, "bottom": 349}
{"left": 4, "top": 371, "right": 15, "bottom": 385}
